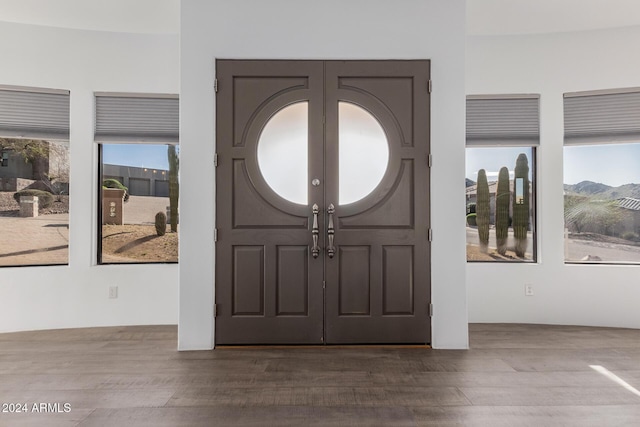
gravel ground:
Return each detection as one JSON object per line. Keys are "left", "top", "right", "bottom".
{"left": 0, "top": 191, "right": 69, "bottom": 216}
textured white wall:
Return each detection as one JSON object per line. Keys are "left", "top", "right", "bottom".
{"left": 467, "top": 26, "right": 640, "bottom": 328}
{"left": 0, "top": 22, "right": 179, "bottom": 333}
{"left": 179, "top": 0, "right": 469, "bottom": 350}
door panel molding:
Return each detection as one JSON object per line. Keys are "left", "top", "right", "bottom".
{"left": 234, "top": 77, "right": 309, "bottom": 147}
{"left": 338, "top": 159, "right": 415, "bottom": 229}
{"left": 338, "top": 245, "right": 371, "bottom": 316}
{"left": 232, "top": 159, "right": 309, "bottom": 229}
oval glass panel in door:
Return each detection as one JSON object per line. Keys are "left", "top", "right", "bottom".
{"left": 257, "top": 102, "right": 308, "bottom": 205}
{"left": 339, "top": 102, "right": 390, "bottom": 205}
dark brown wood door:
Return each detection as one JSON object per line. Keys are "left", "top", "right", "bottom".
{"left": 324, "top": 61, "right": 431, "bottom": 343}
{"left": 215, "top": 60, "right": 325, "bottom": 344}
{"left": 215, "top": 60, "right": 431, "bottom": 345}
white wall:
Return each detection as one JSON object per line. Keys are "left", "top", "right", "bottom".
{"left": 180, "top": 0, "right": 469, "bottom": 350}
{"left": 0, "top": 22, "right": 180, "bottom": 333}
{"left": 467, "top": 26, "right": 640, "bottom": 328}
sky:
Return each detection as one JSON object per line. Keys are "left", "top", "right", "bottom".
{"left": 466, "top": 143, "right": 640, "bottom": 187}
{"left": 563, "top": 143, "right": 640, "bottom": 187}
{"left": 102, "top": 144, "right": 176, "bottom": 170}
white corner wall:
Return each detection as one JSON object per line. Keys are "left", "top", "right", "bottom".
{"left": 179, "top": 0, "right": 469, "bottom": 350}
{"left": 0, "top": 22, "right": 179, "bottom": 333}
{"left": 467, "top": 26, "right": 640, "bottom": 329}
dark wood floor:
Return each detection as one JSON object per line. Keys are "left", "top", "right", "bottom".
{"left": 1, "top": 324, "right": 640, "bottom": 426}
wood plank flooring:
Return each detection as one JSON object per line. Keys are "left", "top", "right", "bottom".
{"left": 1, "top": 324, "right": 639, "bottom": 426}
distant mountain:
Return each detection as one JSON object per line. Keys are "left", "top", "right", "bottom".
{"left": 466, "top": 178, "right": 476, "bottom": 188}
{"left": 565, "top": 180, "right": 612, "bottom": 194}
{"left": 564, "top": 180, "right": 640, "bottom": 200}
{"left": 611, "top": 183, "right": 640, "bottom": 199}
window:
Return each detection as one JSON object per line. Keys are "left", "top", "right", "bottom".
{"left": 465, "top": 95, "right": 539, "bottom": 262}
{"left": 257, "top": 102, "right": 308, "bottom": 204}
{"left": 0, "top": 85, "right": 70, "bottom": 267}
{"left": 564, "top": 88, "right": 640, "bottom": 264}
{"left": 95, "top": 93, "right": 179, "bottom": 264}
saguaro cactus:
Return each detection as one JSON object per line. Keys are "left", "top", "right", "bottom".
{"left": 495, "top": 167, "right": 510, "bottom": 255}
{"left": 476, "top": 169, "right": 490, "bottom": 253}
{"left": 168, "top": 145, "right": 179, "bottom": 233}
{"left": 155, "top": 211, "right": 167, "bottom": 236}
{"left": 513, "top": 153, "right": 530, "bottom": 258}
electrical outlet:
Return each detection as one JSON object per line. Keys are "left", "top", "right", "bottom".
{"left": 109, "top": 286, "right": 118, "bottom": 299}
{"left": 525, "top": 284, "right": 534, "bottom": 296}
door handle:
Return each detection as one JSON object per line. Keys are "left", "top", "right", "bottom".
{"left": 311, "top": 203, "right": 320, "bottom": 258}
{"left": 327, "top": 203, "right": 335, "bottom": 258}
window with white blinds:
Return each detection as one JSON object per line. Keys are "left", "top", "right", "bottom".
{"left": 0, "top": 85, "right": 70, "bottom": 140}
{"left": 466, "top": 95, "right": 540, "bottom": 146}
{"left": 564, "top": 88, "right": 640, "bottom": 145}
{"left": 465, "top": 94, "right": 538, "bottom": 263}
{"left": 94, "top": 93, "right": 179, "bottom": 143}
{"left": 563, "top": 87, "right": 640, "bottom": 264}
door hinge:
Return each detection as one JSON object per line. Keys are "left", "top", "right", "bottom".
{"left": 214, "top": 228, "right": 218, "bottom": 242}
{"left": 429, "top": 303, "right": 433, "bottom": 317}
{"left": 428, "top": 153, "right": 432, "bottom": 168}
{"left": 323, "top": 280, "right": 326, "bottom": 289}
{"left": 213, "top": 304, "right": 218, "bottom": 317}
{"left": 214, "top": 153, "right": 219, "bottom": 167}
{"left": 428, "top": 79, "right": 432, "bottom": 94}
{"left": 428, "top": 228, "right": 433, "bottom": 242}
{"left": 214, "top": 78, "right": 219, "bottom": 93}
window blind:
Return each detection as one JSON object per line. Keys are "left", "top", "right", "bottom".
{"left": 466, "top": 95, "right": 540, "bottom": 146}
{"left": 0, "top": 85, "right": 70, "bottom": 140}
{"left": 564, "top": 88, "right": 640, "bottom": 145}
{"left": 95, "top": 93, "right": 179, "bottom": 143}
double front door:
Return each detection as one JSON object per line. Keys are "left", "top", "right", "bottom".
{"left": 215, "top": 60, "right": 431, "bottom": 344}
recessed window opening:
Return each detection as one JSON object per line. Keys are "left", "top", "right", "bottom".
{"left": 95, "top": 93, "right": 179, "bottom": 264}
{"left": 465, "top": 95, "right": 539, "bottom": 263}
{"left": 563, "top": 88, "right": 640, "bottom": 264}
{"left": 0, "top": 85, "right": 70, "bottom": 267}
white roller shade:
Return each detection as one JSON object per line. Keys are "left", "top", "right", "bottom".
{"left": 95, "top": 93, "right": 179, "bottom": 143}
{"left": 466, "top": 95, "right": 540, "bottom": 146}
{"left": 564, "top": 88, "right": 640, "bottom": 145}
{"left": 0, "top": 85, "right": 70, "bottom": 140}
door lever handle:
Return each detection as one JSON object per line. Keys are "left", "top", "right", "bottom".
{"left": 311, "top": 203, "right": 320, "bottom": 258}
{"left": 327, "top": 203, "right": 335, "bottom": 258}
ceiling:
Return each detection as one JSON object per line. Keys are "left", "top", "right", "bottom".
{"left": 0, "top": 0, "right": 639, "bottom": 35}
{"left": 467, "top": 0, "right": 640, "bottom": 35}
{"left": 0, "top": 0, "right": 179, "bottom": 34}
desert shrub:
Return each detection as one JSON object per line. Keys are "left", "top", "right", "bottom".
{"left": 622, "top": 231, "right": 640, "bottom": 242}
{"left": 102, "top": 178, "right": 130, "bottom": 202}
{"left": 466, "top": 213, "right": 477, "bottom": 226}
{"left": 155, "top": 212, "right": 167, "bottom": 236}
{"left": 466, "top": 203, "right": 476, "bottom": 215}
{"left": 13, "top": 189, "right": 53, "bottom": 209}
